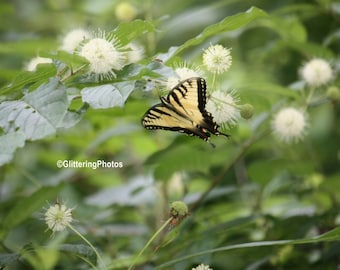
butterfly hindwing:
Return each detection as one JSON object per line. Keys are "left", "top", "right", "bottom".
{"left": 142, "top": 77, "right": 229, "bottom": 144}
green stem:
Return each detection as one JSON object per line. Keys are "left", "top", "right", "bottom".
{"left": 305, "top": 86, "right": 316, "bottom": 109}
{"left": 68, "top": 224, "right": 106, "bottom": 270}
{"left": 128, "top": 217, "right": 173, "bottom": 270}
{"left": 211, "top": 73, "right": 217, "bottom": 91}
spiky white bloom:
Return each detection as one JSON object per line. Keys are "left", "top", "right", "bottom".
{"left": 203, "top": 44, "right": 232, "bottom": 74}
{"left": 45, "top": 203, "right": 73, "bottom": 232}
{"left": 192, "top": 264, "right": 213, "bottom": 270}
{"left": 300, "top": 58, "right": 333, "bottom": 87}
{"left": 206, "top": 90, "right": 240, "bottom": 127}
{"left": 124, "top": 42, "right": 144, "bottom": 64}
{"left": 26, "top": 57, "right": 52, "bottom": 71}
{"left": 167, "top": 65, "right": 203, "bottom": 90}
{"left": 77, "top": 32, "right": 125, "bottom": 79}
{"left": 272, "top": 107, "right": 307, "bottom": 143}
{"left": 60, "top": 28, "right": 91, "bottom": 53}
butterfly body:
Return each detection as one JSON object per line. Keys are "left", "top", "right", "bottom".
{"left": 142, "top": 77, "right": 229, "bottom": 146}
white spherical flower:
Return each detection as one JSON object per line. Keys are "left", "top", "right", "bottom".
{"left": 206, "top": 90, "right": 240, "bottom": 127}
{"left": 26, "top": 57, "right": 52, "bottom": 71}
{"left": 203, "top": 44, "right": 232, "bottom": 74}
{"left": 272, "top": 107, "right": 307, "bottom": 143}
{"left": 300, "top": 58, "right": 333, "bottom": 87}
{"left": 167, "top": 64, "right": 203, "bottom": 90}
{"left": 192, "top": 264, "right": 213, "bottom": 270}
{"left": 45, "top": 203, "right": 73, "bottom": 232}
{"left": 60, "top": 28, "right": 91, "bottom": 53}
{"left": 78, "top": 32, "right": 125, "bottom": 79}
{"left": 124, "top": 42, "right": 144, "bottom": 64}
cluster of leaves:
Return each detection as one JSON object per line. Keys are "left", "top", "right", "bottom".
{"left": 0, "top": 0, "right": 340, "bottom": 269}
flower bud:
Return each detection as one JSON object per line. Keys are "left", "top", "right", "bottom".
{"left": 326, "top": 86, "right": 340, "bottom": 101}
{"left": 115, "top": 2, "right": 137, "bottom": 21}
{"left": 170, "top": 201, "right": 189, "bottom": 218}
{"left": 240, "top": 104, "right": 254, "bottom": 119}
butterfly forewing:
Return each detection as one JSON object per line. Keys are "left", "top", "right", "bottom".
{"left": 166, "top": 78, "right": 207, "bottom": 125}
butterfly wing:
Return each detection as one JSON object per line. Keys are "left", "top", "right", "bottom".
{"left": 142, "top": 102, "right": 211, "bottom": 140}
{"left": 142, "top": 77, "right": 229, "bottom": 142}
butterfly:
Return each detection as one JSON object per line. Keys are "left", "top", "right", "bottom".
{"left": 141, "top": 77, "right": 229, "bottom": 147}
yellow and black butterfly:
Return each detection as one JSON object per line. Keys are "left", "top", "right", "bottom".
{"left": 141, "top": 77, "right": 229, "bottom": 147}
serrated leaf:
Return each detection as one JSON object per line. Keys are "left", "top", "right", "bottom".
{"left": 0, "top": 78, "right": 82, "bottom": 140}
{"left": 0, "top": 132, "right": 25, "bottom": 166}
{"left": 0, "top": 184, "right": 64, "bottom": 237}
{"left": 81, "top": 81, "right": 135, "bottom": 109}
{"left": 173, "top": 7, "right": 267, "bottom": 57}
{"left": 112, "top": 19, "right": 155, "bottom": 46}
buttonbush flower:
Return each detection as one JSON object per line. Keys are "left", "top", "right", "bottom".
{"left": 44, "top": 202, "right": 106, "bottom": 268}
{"left": 60, "top": 28, "right": 91, "bottom": 53}
{"left": 192, "top": 264, "right": 213, "bottom": 270}
{"left": 167, "top": 63, "right": 203, "bottom": 89}
{"left": 26, "top": 57, "right": 52, "bottom": 71}
{"left": 203, "top": 44, "right": 232, "bottom": 74}
{"left": 300, "top": 58, "right": 333, "bottom": 87}
{"left": 206, "top": 90, "right": 240, "bottom": 127}
{"left": 124, "top": 42, "right": 144, "bottom": 64}
{"left": 77, "top": 30, "right": 125, "bottom": 80}
{"left": 45, "top": 202, "right": 73, "bottom": 232}
{"left": 272, "top": 107, "right": 308, "bottom": 143}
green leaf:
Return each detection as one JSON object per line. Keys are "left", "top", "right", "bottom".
{"left": 238, "top": 82, "right": 301, "bottom": 99}
{"left": 248, "top": 159, "right": 313, "bottom": 185}
{"left": 0, "top": 184, "right": 64, "bottom": 238}
{"left": 172, "top": 7, "right": 267, "bottom": 57}
{"left": 0, "top": 132, "right": 25, "bottom": 166}
{"left": 155, "top": 227, "right": 340, "bottom": 269}
{"left": 0, "top": 253, "right": 20, "bottom": 267}
{"left": 112, "top": 19, "right": 155, "bottom": 46}
{"left": 81, "top": 81, "right": 136, "bottom": 109}
{"left": 41, "top": 50, "right": 88, "bottom": 67}
{"left": 0, "top": 78, "right": 82, "bottom": 141}
{"left": 145, "top": 139, "right": 236, "bottom": 180}
{"left": 145, "top": 143, "right": 211, "bottom": 180}
{"left": 284, "top": 40, "right": 334, "bottom": 58}
{"left": 260, "top": 16, "right": 307, "bottom": 43}
{"left": 59, "top": 244, "right": 96, "bottom": 262}
{"left": 0, "top": 64, "right": 57, "bottom": 97}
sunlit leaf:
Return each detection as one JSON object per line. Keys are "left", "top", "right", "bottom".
{"left": 112, "top": 19, "right": 155, "bottom": 46}
{"left": 81, "top": 81, "right": 135, "bottom": 109}
{"left": 0, "top": 78, "right": 82, "bottom": 141}
{"left": 172, "top": 7, "right": 267, "bottom": 57}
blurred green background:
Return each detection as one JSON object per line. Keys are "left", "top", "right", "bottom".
{"left": 0, "top": 0, "right": 339, "bottom": 269}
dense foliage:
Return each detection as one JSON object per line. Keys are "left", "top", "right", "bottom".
{"left": 0, "top": 0, "right": 339, "bottom": 269}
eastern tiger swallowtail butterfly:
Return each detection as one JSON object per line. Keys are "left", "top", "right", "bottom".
{"left": 141, "top": 77, "right": 229, "bottom": 147}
